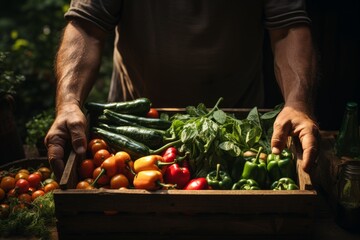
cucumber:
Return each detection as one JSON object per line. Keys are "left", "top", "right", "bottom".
{"left": 93, "top": 127, "right": 150, "bottom": 159}
{"left": 92, "top": 127, "right": 182, "bottom": 159}
{"left": 98, "top": 123, "right": 166, "bottom": 149}
{"left": 98, "top": 114, "right": 142, "bottom": 127}
{"left": 103, "top": 109, "right": 172, "bottom": 130}
{"left": 85, "top": 98, "right": 151, "bottom": 116}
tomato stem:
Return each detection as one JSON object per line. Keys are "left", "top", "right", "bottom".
{"left": 91, "top": 168, "right": 106, "bottom": 187}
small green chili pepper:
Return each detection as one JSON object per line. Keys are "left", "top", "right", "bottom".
{"left": 206, "top": 164, "right": 233, "bottom": 190}
{"left": 271, "top": 177, "right": 299, "bottom": 190}
{"left": 232, "top": 178, "right": 260, "bottom": 190}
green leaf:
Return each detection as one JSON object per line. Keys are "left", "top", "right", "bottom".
{"left": 260, "top": 106, "right": 282, "bottom": 120}
{"left": 213, "top": 109, "right": 227, "bottom": 124}
{"left": 245, "top": 126, "right": 262, "bottom": 147}
{"left": 246, "top": 107, "right": 261, "bottom": 127}
{"left": 219, "top": 141, "right": 242, "bottom": 157}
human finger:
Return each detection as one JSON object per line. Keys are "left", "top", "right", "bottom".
{"left": 298, "top": 124, "right": 320, "bottom": 173}
{"left": 271, "top": 113, "right": 292, "bottom": 155}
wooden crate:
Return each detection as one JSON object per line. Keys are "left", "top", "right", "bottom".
{"left": 54, "top": 108, "right": 318, "bottom": 239}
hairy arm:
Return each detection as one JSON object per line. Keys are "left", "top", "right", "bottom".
{"left": 45, "top": 19, "right": 108, "bottom": 179}
{"left": 269, "top": 24, "right": 319, "bottom": 172}
{"left": 56, "top": 19, "right": 107, "bottom": 109}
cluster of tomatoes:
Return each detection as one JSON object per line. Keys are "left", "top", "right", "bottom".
{"left": 76, "top": 138, "right": 133, "bottom": 190}
{"left": 0, "top": 166, "right": 58, "bottom": 219}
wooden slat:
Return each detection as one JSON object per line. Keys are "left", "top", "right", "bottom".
{"left": 56, "top": 212, "right": 314, "bottom": 237}
{"left": 59, "top": 151, "right": 79, "bottom": 190}
{"left": 54, "top": 188, "right": 316, "bottom": 214}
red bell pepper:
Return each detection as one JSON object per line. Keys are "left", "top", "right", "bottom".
{"left": 162, "top": 147, "right": 177, "bottom": 162}
{"left": 183, "top": 177, "right": 209, "bottom": 190}
{"left": 164, "top": 163, "right": 191, "bottom": 189}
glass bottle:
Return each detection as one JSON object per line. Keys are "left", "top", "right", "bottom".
{"left": 334, "top": 102, "right": 360, "bottom": 158}
{"left": 335, "top": 161, "right": 360, "bottom": 232}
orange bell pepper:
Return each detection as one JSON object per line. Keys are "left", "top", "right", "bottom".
{"left": 133, "top": 170, "right": 175, "bottom": 191}
{"left": 133, "top": 155, "right": 174, "bottom": 174}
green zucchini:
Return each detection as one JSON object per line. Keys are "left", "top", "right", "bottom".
{"left": 103, "top": 109, "right": 172, "bottom": 130}
{"left": 92, "top": 127, "right": 181, "bottom": 159}
{"left": 85, "top": 98, "right": 151, "bottom": 116}
{"left": 98, "top": 123, "right": 167, "bottom": 149}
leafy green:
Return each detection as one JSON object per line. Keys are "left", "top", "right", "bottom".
{"left": 167, "top": 97, "right": 283, "bottom": 178}
{"left": 0, "top": 192, "right": 56, "bottom": 239}
{"left": 25, "top": 109, "right": 55, "bottom": 146}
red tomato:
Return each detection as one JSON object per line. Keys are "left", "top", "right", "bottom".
{"left": 76, "top": 181, "right": 91, "bottom": 189}
{"left": 28, "top": 187, "right": 36, "bottom": 195}
{"left": 78, "top": 159, "right": 95, "bottom": 179}
{"left": 88, "top": 138, "right": 108, "bottom": 156}
{"left": 18, "top": 193, "right": 32, "bottom": 204}
{"left": 146, "top": 108, "right": 159, "bottom": 118}
{"left": 7, "top": 188, "right": 17, "bottom": 198}
{"left": 37, "top": 167, "right": 52, "bottom": 181}
{"left": 0, "top": 176, "right": 15, "bottom": 192}
{"left": 15, "top": 172, "right": 29, "bottom": 181}
{"left": 31, "top": 189, "right": 45, "bottom": 201}
{"left": 44, "top": 182, "right": 58, "bottom": 193}
{"left": 93, "top": 149, "right": 111, "bottom": 167}
{"left": 27, "top": 173, "right": 42, "bottom": 188}
{"left": 92, "top": 167, "right": 109, "bottom": 186}
{"left": 15, "top": 179, "right": 30, "bottom": 194}
{"left": 0, "top": 203, "right": 10, "bottom": 219}
{"left": 110, "top": 174, "right": 129, "bottom": 189}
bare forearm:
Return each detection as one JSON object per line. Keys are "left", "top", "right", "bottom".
{"left": 55, "top": 20, "right": 106, "bottom": 110}
{"left": 269, "top": 25, "right": 317, "bottom": 114}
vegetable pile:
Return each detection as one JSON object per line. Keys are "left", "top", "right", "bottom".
{"left": 79, "top": 97, "right": 299, "bottom": 192}
{"left": 0, "top": 165, "right": 58, "bottom": 239}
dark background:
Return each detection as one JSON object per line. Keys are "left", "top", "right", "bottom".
{"left": 263, "top": 0, "right": 360, "bottom": 130}
{"left": 1, "top": 0, "right": 359, "bottom": 147}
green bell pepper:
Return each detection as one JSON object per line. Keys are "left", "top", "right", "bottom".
{"left": 267, "top": 148, "right": 296, "bottom": 183}
{"left": 241, "top": 147, "right": 267, "bottom": 188}
{"left": 232, "top": 178, "right": 260, "bottom": 190}
{"left": 206, "top": 164, "right": 233, "bottom": 190}
{"left": 271, "top": 177, "right": 299, "bottom": 190}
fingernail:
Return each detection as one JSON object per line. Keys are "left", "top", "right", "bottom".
{"left": 76, "top": 146, "right": 86, "bottom": 154}
{"left": 272, "top": 147, "right": 280, "bottom": 154}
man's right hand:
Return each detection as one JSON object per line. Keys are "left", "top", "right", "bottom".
{"left": 44, "top": 104, "right": 87, "bottom": 181}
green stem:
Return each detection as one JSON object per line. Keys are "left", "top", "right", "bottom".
{"left": 125, "top": 161, "right": 136, "bottom": 176}
{"left": 157, "top": 181, "right": 177, "bottom": 189}
{"left": 157, "top": 160, "right": 176, "bottom": 167}
{"left": 215, "top": 163, "right": 220, "bottom": 181}
{"left": 205, "top": 97, "right": 224, "bottom": 117}
{"left": 163, "top": 135, "right": 177, "bottom": 142}
{"left": 151, "top": 139, "right": 182, "bottom": 154}
{"left": 174, "top": 152, "right": 190, "bottom": 163}
{"left": 91, "top": 168, "right": 106, "bottom": 187}
{"left": 255, "top": 146, "right": 263, "bottom": 164}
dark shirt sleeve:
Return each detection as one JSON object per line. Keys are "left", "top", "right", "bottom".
{"left": 64, "top": 0, "right": 123, "bottom": 32}
{"left": 264, "top": 0, "right": 311, "bottom": 29}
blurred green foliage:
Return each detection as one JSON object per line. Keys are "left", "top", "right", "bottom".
{"left": 25, "top": 108, "right": 55, "bottom": 147}
{"left": 0, "top": 0, "right": 113, "bottom": 143}
{"left": 0, "top": 52, "right": 25, "bottom": 96}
